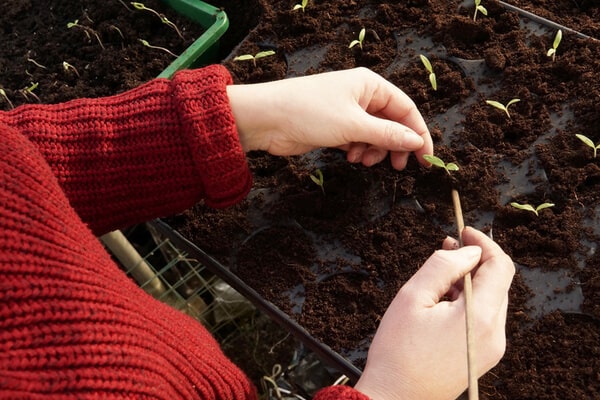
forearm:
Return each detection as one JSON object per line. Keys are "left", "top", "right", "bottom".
{"left": 0, "top": 65, "right": 251, "bottom": 235}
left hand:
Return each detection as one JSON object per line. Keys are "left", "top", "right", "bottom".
{"left": 226, "top": 67, "right": 433, "bottom": 170}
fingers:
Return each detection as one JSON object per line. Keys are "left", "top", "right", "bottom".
{"left": 461, "top": 227, "right": 515, "bottom": 316}
{"left": 403, "top": 246, "right": 482, "bottom": 307}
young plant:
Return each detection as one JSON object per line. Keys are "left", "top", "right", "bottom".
{"left": 310, "top": 169, "right": 325, "bottom": 195}
{"left": 423, "top": 154, "right": 459, "bottom": 175}
{"left": 20, "top": 82, "right": 40, "bottom": 102}
{"left": 62, "top": 61, "right": 80, "bottom": 77}
{"left": 0, "top": 88, "right": 14, "bottom": 110}
{"left": 510, "top": 201, "right": 555, "bottom": 216}
{"left": 27, "top": 57, "right": 47, "bottom": 70}
{"left": 67, "top": 19, "right": 105, "bottom": 49}
{"left": 138, "top": 39, "right": 179, "bottom": 57}
{"left": 473, "top": 0, "right": 488, "bottom": 22}
{"left": 233, "top": 50, "right": 276, "bottom": 67}
{"left": 130, "top": 2, "right": 184, "bottom": 40}
{"left": 349, "top": 28, "right": 366, "bottom": 50}
{"left": 575, "top": 134, "right": 600, "bottom": 158}
{"left": 546, "top": 29, "right": 562, "bottom": 62}
{"left": 293, "top": 0, "right": 309, "bottom": 12}
{"left": 485, "top": 98, "right": 520, "bottom": 119}
{"left": 419, "top": 54, "right": 437, "bottom": 91}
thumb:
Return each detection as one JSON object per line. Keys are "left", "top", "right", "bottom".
{"left": 403, "top": 246, "right": 482, "bottom": 307}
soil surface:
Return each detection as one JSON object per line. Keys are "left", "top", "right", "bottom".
{"left": 170, "top": 1, "right": 600, "bottom": 399}
{"left": 2, "top": 0, "right": 599, "bottom": 398}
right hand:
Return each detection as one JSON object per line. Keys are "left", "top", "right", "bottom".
{"left": 354, "top": 227, "right": 515, "bottom": 400}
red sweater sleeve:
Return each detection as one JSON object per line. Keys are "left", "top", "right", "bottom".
{"left": 0, "top": 64, "right": 252, "bottom": 235}
{"left": 0, "top": 109, "right": 257, "bottom": 398}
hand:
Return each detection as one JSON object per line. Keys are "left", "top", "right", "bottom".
{"left": 226, "top": 67, "right": 433, "bottom": 170}
{"left": 354, "top": 227, "right": 515, "bottom": 400}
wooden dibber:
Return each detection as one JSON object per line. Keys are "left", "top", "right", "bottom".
{"left": 451, "top": 189, "right": 478, "bottom": 400}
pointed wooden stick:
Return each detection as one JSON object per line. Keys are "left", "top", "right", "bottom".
{"left": 451, "top": 188, "right": 478, "bottom": 400}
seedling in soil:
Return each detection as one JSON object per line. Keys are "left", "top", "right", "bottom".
{"left": 0, "top": 89, "right": 14, "bottom": 110}
{"left": 546, "top": 29, "right": 562, "bottom": 62}
{"left": 62, "top": 61, "right": 80, "bottom": 77}
{"left": 138, "top": 39, "right": 179, "bottom": 58}
{"left": 510, "top": 201, "right": 555, "bottom": 216}
{"left": 130, "top": 2, "right": 184, "bottom": 40}
{"left": 233, "top": 50, "right": 276, "bottom": 67}
{"left": 349, "top": 28, "right": 366, "bottom": 50}
{"left": 473, "top": 0, "right": 488, "bottom": 22}
{"left": 310, "top": 168, "right": 325, "bottom": 195}
{"left": 419, "top": 54, "right": 437, "bottom": 91}
{"left": 293, "top": 0, "right": 309, "bottom": 12}
{"left": 485, "top": 98, "right": 520, "bottom": 119}
{"left": 423, "top": 154, "right": 459, "bottom": 175}
{"left": 20, "top": 82, "right": 40, "bottom": 103}
{"left": 575, "top": 134, "right": 600, "bottom": 158}
{"left": 67, "top": 19, "right": 105, "bottom": 49}
{"left": 27, "top": 58, "right": 47, "bottom": 70}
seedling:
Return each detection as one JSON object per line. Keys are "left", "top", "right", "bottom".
{"left": 575, "top": 134, "right": 600, "bottom": 158}
{"left": 0, "top": 89, "right": 14, "bottom": 109}
{"left": 138, "top": 39, "right": 179, "bottom": 57}
{"left": 423, "top": 154, "right": 459, "bottom": 175}
{"left": 130, "top": 2, "right": 184, "bottom": 40}
{"left": 233, "top": 50, "right": 276, "bottom": 67}
{"left": 20, "top": 82, "right": 40, "bottom": 102}
{"left": 510, "top": 201, "right": 555, "bottom": 216}
{"left": 310, "top": 169, "right": 325, "bottom": 195}
{"left": 419, "top": 54, "right": 437, "bottom": 91}
{"left": 62, "top": 61, "right": 80, "bottom": 77}
{"left": 349, "top": 28, "right": 366, "bottom": 50}
{"left": 27, "top": 58, "right": 47, "bottom": 70}
{"left": 293, "top": 0, "right": 309, "bottom": 12}
{"left": 546, "top": 29, "right": 562, "bottom": 62}
{"left": 473, "top": 0, "right": 488, "bottom": 22}
{"left": 67, "top": 19, "right": 105, "bottom": 49}
{"left": 485, "top": 98, "right": 520, "bottom": 119}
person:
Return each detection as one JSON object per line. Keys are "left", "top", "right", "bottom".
{"left": 0, "top": 65, "right": 515, "bottom": 399}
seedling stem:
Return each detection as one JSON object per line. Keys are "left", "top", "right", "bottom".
{"left": 349, "top": 28, "right": 366, "bottom": 50}
{"left": 130, "top": 2, "right": 184, "bottom": 40}
{"left": 293, "top": 0, "right": 309, "bottom": 12}
{"left": 139, "top": 39, "right": 179, "bottom": 58}
{"left": 546, "top": 29, "right": 562, "bottom": 62}
{"left": 67, "top": 19, "right": 105, "bottom": 49}
{"left": 485, "top": 98, "right": 520, "bottom": 119}
{"left": 473, "top": 0, "right": 488, "bottom": 22}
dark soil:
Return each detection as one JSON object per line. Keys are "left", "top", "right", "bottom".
{"left": 169, "top": 1, "right": 600, "bottom": 399}
{"left": 3, "top": 0, "right": 599, "bottom": 398}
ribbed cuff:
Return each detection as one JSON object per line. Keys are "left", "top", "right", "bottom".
{"left": 171, "top": 65, "right": 252, "bottom": 208}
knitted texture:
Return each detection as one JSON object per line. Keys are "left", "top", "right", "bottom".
{"left": 0, "top": 64, "right": 252, "bottom": 236}
{"left": 0, "top": 66, "right": 256, "bottom": 399}
{"left": 313, "top": 385, "right": 371, "bottom": 400}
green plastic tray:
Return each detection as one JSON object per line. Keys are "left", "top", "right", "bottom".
{"left": 158, "top": 0, "right": 229, "bottom": 78}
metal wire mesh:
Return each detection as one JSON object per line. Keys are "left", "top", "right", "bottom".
{"left": 114, "top": 224, "right": 254, "bottom": 344}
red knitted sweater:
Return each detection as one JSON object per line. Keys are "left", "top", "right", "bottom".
{"left": 0, "top": 65, "right": 369, "bottom": 400}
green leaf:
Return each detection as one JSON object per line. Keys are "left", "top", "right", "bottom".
{"left": 576, "top": 134, "right": 595, "bottom": 148}
{"left": 478, "top": 5, "right": 488, "bottom": 16}
{"left": 553, "top": 29, "right": 562, "bottom": 49}
{"left": 429, "top": 73, "right": 437, "bottom": 91}
{"left": 255, "top": 50, "right": 276, "bottom": 59}
{"left": 348, "top": 40, "right": 360, "bottom": 49}
{"left": 510, "top": 202, "right": 537, "bottom": 214}
{"left": 446, "top": 162, "right": 459, "bottom": 171}
{"left": 485, "top": 100, "right": 505, "bottom": 111}
{"left": 358, "top": 28, "right": 366, "bottom": 42}
{"left": 536, "top": 203, "right": 555, "bottom": 212}
{"left": 419, "top": 54, "right": 433, "bottom": 73}
{"left": 233, "top": 54, "right": 256, "bottom": 62}
{"left": 506, "top": 98, "right": 521, "bottom": 107}
{"left": 422, "top": 154, "right": 446, "bottom": 169}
